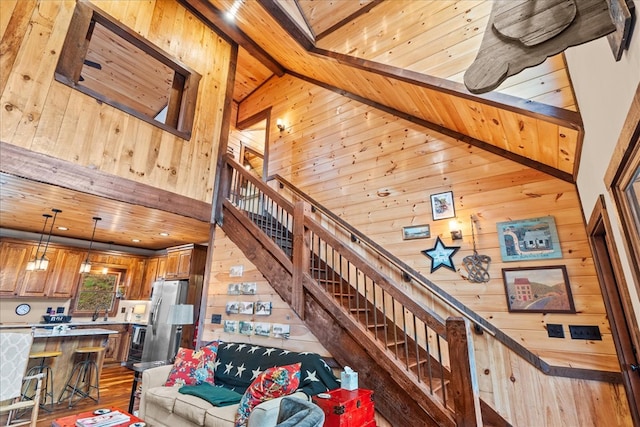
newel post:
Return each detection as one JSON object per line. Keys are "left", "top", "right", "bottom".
{"left": 291, "top": 200, "right": 310, "bottom": 319}
{"left": 446, "top": 317, "right": 482, "bottom": 427}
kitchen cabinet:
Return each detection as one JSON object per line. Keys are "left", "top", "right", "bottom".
{"left": 42, "top": 248, "right": 84, "bottom": 298}
{"left": 133, "top": 256, "right": 164, "bottom": 300}
{"left": 165, "top": 248, "right": 192, "bottom": 279}
{"left": 0, "top": 240, "right": 32, "bottom": 296}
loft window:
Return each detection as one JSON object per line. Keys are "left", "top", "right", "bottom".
{"left": 55, "top": 2, "right": 201, "bottom": 139}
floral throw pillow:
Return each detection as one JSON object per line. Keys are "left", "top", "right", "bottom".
{"left": 234, "top": 363, "right": 301, "bottom": 427}
{"left": 165, "top": 344, "right": 218, "bottom": 387}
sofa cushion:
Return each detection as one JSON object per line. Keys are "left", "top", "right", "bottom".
{"left": 166, "top": 344, "right": 218, "bottom": 387}
{"left": 174, "top": 391, "right": 218, "bottom": 425}
{"left": 234, "top": 363, "right": 301, "bottom": 427}
{"left": 214, "top": 342, "right": 339, "bottom": 396}
{"left": 204, "top": 404, "right": 240, "bottom": 427}
{"left": 145, "top": 385, "right": 180, "bottom": 413}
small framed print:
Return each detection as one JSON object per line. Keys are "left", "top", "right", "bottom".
{"left": 239, "top": 301, "right": 254, "bottom": 315}
{"left": 239, "top": 321, "right": 254, "bottom": 335}
{"left": 255, "top": 301, "right": 272, "bottom": 316}
{"left": 223, "top": 320, "right": 237, "bottom": 333}
{"left": 240, "top": 282, "right": 257, "bottom": 295}
{"left": 227, "top": 283, "right": 241, "bottom": 295}
{"left": 272, "top": 323, "right": 290, "bottom": 339}
{"left": 430, "top": 191, "right": 455, "bottom": 220}
{"left": 225, "top": 301, "right": 239, "bottom": 315}
{"left": 254, "top": 322, "right": 271, "bottom": 337}
{"left": 402, "top": 224, "right": 431, "bottom": 240}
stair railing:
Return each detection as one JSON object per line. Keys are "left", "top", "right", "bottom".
{"left": 220, "top": 156, "right": 482, "bottom": 425}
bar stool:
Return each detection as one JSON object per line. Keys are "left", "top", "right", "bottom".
{"left": 21, "top": 350, "right": 62, "bottom": 412}
{"left": 57, "top": 346, "right": 105, "bottom": 408}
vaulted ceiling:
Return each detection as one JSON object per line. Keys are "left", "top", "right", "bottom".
{"left": 2, "top": 0, "right": 614, "bottom": 251}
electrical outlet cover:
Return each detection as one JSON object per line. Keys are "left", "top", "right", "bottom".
{"left": 547, "top": 324, "right": 564, "bottom": 338}
{"left": 569, "top": 325, "right": 602, "bottom": 340}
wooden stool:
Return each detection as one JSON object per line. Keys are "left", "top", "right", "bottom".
{"left": 57, "top": 347, "right": 105, "bottom": 408}
{"left": 22, "top": 350, "right": 62, "bottom": 412}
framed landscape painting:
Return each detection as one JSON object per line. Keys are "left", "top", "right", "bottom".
{"left": 502, "top": 265, "right": 575, "bottom": 313}
{"left": 496, "top": 216, "right": 562, "bottom": 261}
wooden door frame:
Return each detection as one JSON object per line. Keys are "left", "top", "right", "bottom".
{"left": 588, "top": 198, "right": 640, "bottom": 426}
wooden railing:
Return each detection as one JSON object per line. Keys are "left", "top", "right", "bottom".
{"left": 220, "top": 156, "right": 482, "bottom": 426}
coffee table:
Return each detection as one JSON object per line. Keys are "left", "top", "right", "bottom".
{"left": 52, "top": 406, "right": 143, "bottom": 427}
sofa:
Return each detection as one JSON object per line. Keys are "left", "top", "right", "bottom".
{"left": 139, "top": 342, "right": 340, "bottom": 427}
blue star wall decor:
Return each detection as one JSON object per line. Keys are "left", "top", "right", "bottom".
{"left": 422, "top": 236, "right": 460, "bottom": 273}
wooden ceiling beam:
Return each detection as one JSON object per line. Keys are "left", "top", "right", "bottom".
{"left": 179, "top": 0, "right": 285, "bottom": 77}
{"left": 0, "top": 141, "right": 212, "bottom": 222}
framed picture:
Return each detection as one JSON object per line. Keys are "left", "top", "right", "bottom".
{"left": 240, "top": 282, "right": 257, "bottom": 295}
{"left": 255, "top": 301, "right": 272, "bottom": 316}
{"left": 272, "top": 323, "right": 290, "bottom": 339}
{"left": 225, "top": 301, "right": 239, "bottom": 315}
{"left": 227, "top": 283, "right": 241, "bottom": 295}
{"left": 402, "top": 224, "right": 431, "bottom": 240}
{"left": 496, "top": 216, "right": 562, "bottom": 261}
{"left": 239, "top": 321, "right": 254, "bottom": 335}
{"left": 430, "top": 191, "right": 455, "bottom": 220}
{"left": 254, "top": 322, "right": 271, "bottom": 337}
{"left": 239, "top": 301, "right": 254, "bottom": 315}
{"left": 606, "top": 0, "right": 634, "bottom": 61}
{"left": 502, "top": 265, "right": 575, "bottom": 313}
{"left": 223, "top": 320, "right": 237, "bottom": 333}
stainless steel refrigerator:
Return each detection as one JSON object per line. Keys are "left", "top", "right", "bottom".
{"left": 141, "top": 279, "right": 189, "bottom": 362}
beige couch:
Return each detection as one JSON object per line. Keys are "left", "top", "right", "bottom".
{"left": 138, "top": 342, "right": 340, "bottom": 427}
{"left": 139, "top": 364, "right": 308, "bottom": 427}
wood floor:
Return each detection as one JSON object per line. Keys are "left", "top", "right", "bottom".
{"left": 1, "top": 363, "right": 135, "bottom": 427}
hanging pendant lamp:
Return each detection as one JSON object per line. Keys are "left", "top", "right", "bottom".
{"left": 32, "top": 208, "right": 62, "bottom": 272}
{"left": 79, "top": 216, "right": 101, "bottom": 273}
{"left": 26, "top": 213, "right": 52, "bottom": 271}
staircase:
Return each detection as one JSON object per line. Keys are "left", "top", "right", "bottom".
{"left": 217, "top": 156, "right": 506, "bottom": 427}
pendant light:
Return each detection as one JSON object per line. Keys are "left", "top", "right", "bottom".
{"left": 31, "top": 208, "right": 62, "bottom": 272}
{"left": 79, "top": 216, "right": 101, "bottom": 274}
{"left": 26, "top": 213, "right": 52, "bottom": 271}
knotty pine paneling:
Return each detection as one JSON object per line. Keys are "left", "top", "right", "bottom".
{"left": 238, "top": 74, "right": 616, "bottom": 372}
{"left": 201, "top": 226, "right": 331, "bottom": 356}
{"left": 212, "top": 0, "right": 581, "bottom": 177}
{"left": 1, "top": 0, "right": 230, "bottom": 203}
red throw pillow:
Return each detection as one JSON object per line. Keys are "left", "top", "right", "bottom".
{"left": 165, "top": 344, "right": 218, "bottom": 387}
{"left": 234, "top": 363, "right": 301, "bottom": 427}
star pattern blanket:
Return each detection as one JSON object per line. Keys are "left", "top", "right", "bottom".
{"left": 213, "top": 342, "right": 339, "bottom": 396}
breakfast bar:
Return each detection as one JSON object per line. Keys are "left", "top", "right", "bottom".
{"left": 1, "top": 326, "right": 116, "bottom": 403}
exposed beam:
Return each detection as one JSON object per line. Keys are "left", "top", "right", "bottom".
{"left": 179, "top": 0, "right": 285, "bottom": 77}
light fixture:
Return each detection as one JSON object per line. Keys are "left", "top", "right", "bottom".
{"left": 449, "top": 219, "right": 463, "bottom": 240}
{"left": 79, "top": 216, "right": 101, "bottom": 273}
{"left": 167, "top": 304, "right": 194, "bottom": 360}
{"left": 276, "top": 118, "right": 285, "bottom": 132}
{"left": 28, "top": 209, "right": 62, "bottom": 271}
{"left": 26, "top": 213, "right": 52, "bottom": 271}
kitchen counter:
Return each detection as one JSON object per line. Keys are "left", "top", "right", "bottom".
{"left": 32, "top": 327, "right": 117, "bottom": 338}
{"left": 0, "top": 320, "right": 146, "bottom": 329}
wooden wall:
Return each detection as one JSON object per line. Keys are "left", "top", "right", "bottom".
{"left": 200, "top": 225, "right": 330, "bottom": 356}
{"left": 237, "top": 74, "right": 617, "bottom": 373}
{"left": 0, "top": 0, "right": 230, "bottom": 203}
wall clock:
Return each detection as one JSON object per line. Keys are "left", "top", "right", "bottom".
{"left": 15, "top": 303, "right": 31, "bottom": 316}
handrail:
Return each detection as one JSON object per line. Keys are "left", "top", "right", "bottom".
{"left": 269, "top": 172, "right": 623, "bottom": 383}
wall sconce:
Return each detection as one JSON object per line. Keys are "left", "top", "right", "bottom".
{"left": 276, "top": 118, "right": 285, "bottom": 132}
{"left": 26, "top": 209, "right": 62, "bottom": 271}
{"left": 449, "top": 219, "right": 463, "bottom": 240}
{"left": 79, "top": 216, "right": 101, "bottom": 273}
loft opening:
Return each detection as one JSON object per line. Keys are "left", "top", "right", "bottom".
{"left": 55, "top": 1, "right": 201, "bottom": 139}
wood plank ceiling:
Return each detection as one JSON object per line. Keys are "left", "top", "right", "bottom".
{"left": 1, "top": 0, "right": 598, "bottom": 251}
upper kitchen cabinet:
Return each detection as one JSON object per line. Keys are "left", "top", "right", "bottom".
{"left": 164, "top": 244, "right": 207, "bottom": 280}
{"left": 30, "top": 248, "right": 84, "bottom": 298}
{"left": 0, "top": 240, "right": 32, "bottom": 296}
